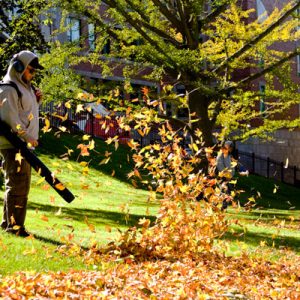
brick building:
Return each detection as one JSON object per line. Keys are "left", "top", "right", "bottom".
{"left": 235, "top": 0, "right": 300, "bottom": 168}
{"left": 40, "top": 5, "right": 160, "bottom": 100}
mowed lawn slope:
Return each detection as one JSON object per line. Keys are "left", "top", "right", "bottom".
{"left": 0, "top": 132, "right": 158, "bottom": 275}
{"left": 0, "top": 131, "right": 299, "bottom": 276}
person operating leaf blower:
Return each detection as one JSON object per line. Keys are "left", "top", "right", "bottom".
{"left": 0, "top": 50, "right": 43, "bottom": 237}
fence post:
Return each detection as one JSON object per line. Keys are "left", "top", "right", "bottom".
{"left": 267, "top": 157, "right": 270, "bottom": 178}
{"left": 280, "top": 162, "right": 284, "bottom": 183}
{"left": 252, "top": 152, "right": 255, "bottom": 173}
{"left": 91, "top": 109, "right": 94, "bottom": 137}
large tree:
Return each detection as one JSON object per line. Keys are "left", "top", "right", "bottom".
{"left": 42, "top": 0, "right": 300, "bottom": 146}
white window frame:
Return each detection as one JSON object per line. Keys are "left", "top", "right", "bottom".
{"left": 88, "top": 23, "right": 95, "bottom": 50}
{"left": 66, "top": 17, "right": 81, "bottom": 42}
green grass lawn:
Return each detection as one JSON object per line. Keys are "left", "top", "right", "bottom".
{"left": 222, "top": 174, "right": 300, "bottom": 258}
{"left": 0, "top": 152, "right": 157, "bottom": 275}
{"left": 0, "top": 132, "right": 299, "bottom": 276}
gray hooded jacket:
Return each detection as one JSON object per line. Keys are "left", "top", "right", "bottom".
{"left": 0, "top": 50, "right": 40, "bottom": 149}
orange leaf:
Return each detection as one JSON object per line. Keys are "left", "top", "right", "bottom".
{"left": 41, "top": 215, "right": 49, "bottom": 222}
{"left": 55, "top": 183, "right": 66, "bottom": 191}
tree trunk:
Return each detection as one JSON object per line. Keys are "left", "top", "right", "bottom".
{"left": 188, "top": 88, "right": 214, "bottom": 146}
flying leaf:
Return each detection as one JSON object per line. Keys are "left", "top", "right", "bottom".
{"left": 82, "top": 134, "right": 90, "bottom": 141}
{"left": 115, "top": 140, "right": 119, "bottom": 151}
{"left": 55, "top": 183, "right": 66, "bottom": 191}
{"left": 65, "top": 101, "right": 71, "bottom": 109}
{"left": 89, "top": 140, "right": 95, "bottom": 150}
{"left": 36, "top": 177, "right": 46, "bottom": 185}
{"left": 42, "top": 118, "right": 51, "bottom": 133}
{"left": 41, "top": 215, "right": 49, "bottom": 222}
{"left": 77, "top": 144, "right": 90, "bottom": 156}
{"left": 15, "top": 152, "right": 23, "bottom": 165}
{"left": 55, "top": 208, "right": 62, "bottom": 216}
{"left": 99, "top": 157, "right": 110, "bottom": 165}
{"left": 88, "top": 223, "right": 96, "bottom": 232}
{"left": 76, "top": 104, "right": 84, "bottom": 113}
{"left": 138, "top": 218, "right": 151, "bottom": 228}
{"left": 284, "top": 158, "right": 289, "bottom": 168}
{"left": 58, "top": 126, "right": 67, "bottom": 132}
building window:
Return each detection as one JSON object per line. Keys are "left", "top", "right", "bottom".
{"left": 297, "top": 55, "right": 300, "bottom": 77}
{"left": 88, "top": 23, "right": 95, "bottom": 50}
{"left": 256, "top": 0, "right": 268, "bottom": 23}
{"left": 259, "top": 82, "right": 266, "bottom": 116}
{"left": 102, "top": 39, "right": 111, "bottom": 54}
{"left": 297, "top": 8, "right": 300, "bottom": 31}
{"left": 66, "top": 17, "right": 81, "bottom": 42}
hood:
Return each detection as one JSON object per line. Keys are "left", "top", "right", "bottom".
{"left": 3, "top": 50, "right": 41, "bottom": 86}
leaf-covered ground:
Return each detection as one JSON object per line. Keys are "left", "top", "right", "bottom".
{"left": 0, "top": 249, "right": 299, "bottom": 299}
{"left": 1, "top": 131, "right": 299, "bottom": 299}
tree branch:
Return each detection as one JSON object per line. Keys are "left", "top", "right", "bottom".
{"left": 103, "top": 0, "right": 179, "bottom": 67}
{"left": 210, "top": 48, "right": 300, "bottom": 123}
{"left": 200, "top": 3, "right": 229, "bottom": 28}
{"left": 213, "top": 0, "right": 300, "bottom": 73}
{"left": 176, "top": 0, "right": 193, "bottom": 46}
{"left": 122, "top": 0, "right": 182, "bottom": 47}
{"left": 224, "top": 48, "right": 300, "bottom": 94}
{"left": 151, "top": 0, "right": 185, "bottom": 36}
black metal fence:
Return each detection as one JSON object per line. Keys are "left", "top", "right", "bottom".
{"left": 40, "top": 102, "right": 158, "bottom": 145}
{"left": 40, "top": 103, "right": 300, "bottom": 187}
{"left": 237, "top": 150, "right": 300, "bottom": 187}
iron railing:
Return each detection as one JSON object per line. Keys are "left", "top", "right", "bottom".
{"left": 40, "top": 103, "right": 300, "bottom": 187}
{"left": 237, "top": 150, "right": 300, "bottom": 187}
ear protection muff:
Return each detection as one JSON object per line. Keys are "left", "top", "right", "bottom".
{"left": 12, "top": 55, "right": 25, "bottom": 73}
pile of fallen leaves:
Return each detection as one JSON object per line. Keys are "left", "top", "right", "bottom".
{"left": 125, "top": 126, "right": 233, "bottom": 258}
{"left": 0, "top": 250, "right": 299, "bottom": 299}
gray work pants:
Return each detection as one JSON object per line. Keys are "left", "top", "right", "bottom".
{"left": 0, "top": 148, "right": 31, "bottom": 230}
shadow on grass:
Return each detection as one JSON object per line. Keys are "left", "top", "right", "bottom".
{"left": 33, "top": 234, "right": 66, "bottom": 247}
{"left": 222, "top": 227, "right": 300, "bottom": 253}
{"left": 229, "top": 209, "right": 300, "bottom": 224}
{"left": 27, "top": 201, "right": 157, "bottom": 228}
{"left": 38, "top": 132, "right": 135, "bottom": 185}
{"left": 237, "top": 175, "right": 300, "bottom": 210}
